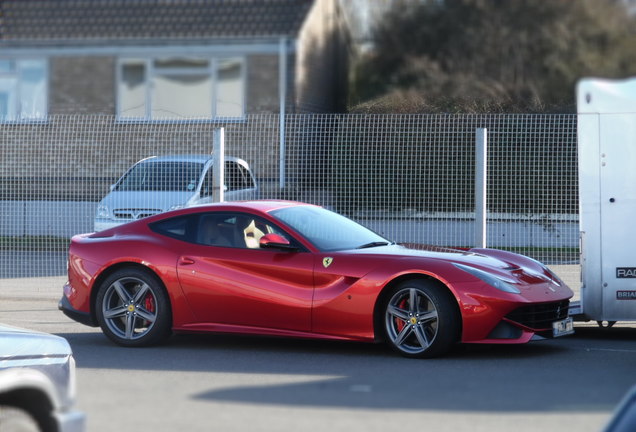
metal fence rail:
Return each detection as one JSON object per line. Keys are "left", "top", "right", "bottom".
{"left": 0, "top": 114, "right": 579, "bottom": 285}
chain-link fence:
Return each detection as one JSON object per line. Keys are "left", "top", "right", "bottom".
{"left": 0, "top": 114, "right": 579, "bottom": 287}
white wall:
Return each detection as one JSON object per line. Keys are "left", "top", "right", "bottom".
{"left": 1, "top": 201, "right": 97, "bottom": 237}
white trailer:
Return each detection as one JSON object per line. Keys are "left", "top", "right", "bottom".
{"left": 573, "top": 77, "right": 636, "bottom": 325}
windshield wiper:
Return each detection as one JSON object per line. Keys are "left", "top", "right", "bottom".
{"left": 357, "top": 241, "right": 392, "bottom": 249}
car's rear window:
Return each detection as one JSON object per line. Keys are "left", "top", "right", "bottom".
{"left": 149, "top": 214, "right": 193, "bottom": 241}
{"left": 115, "top": 161, "right": 204, "bottom": 192}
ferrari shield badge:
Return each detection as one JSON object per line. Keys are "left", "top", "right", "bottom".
{"left": 323, "top": 257, "right": 334, "bottom": 268}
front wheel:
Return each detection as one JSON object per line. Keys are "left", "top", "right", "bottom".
{"left": 0, "top": 406, "right": 40, "bottom": 432}
{"left": 95, "top": 267, "right": 172, "bottom": 347}
{"left": 383, "top": 279, "right": 460, "bottom": 358}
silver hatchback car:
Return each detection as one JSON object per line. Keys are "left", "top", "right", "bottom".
{"left": 94, "top": 155, "right": 259, "bottom": 231}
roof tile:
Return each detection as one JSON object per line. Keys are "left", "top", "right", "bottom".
{"left": 0, "top": 0, "right": 314, "bottom": 41}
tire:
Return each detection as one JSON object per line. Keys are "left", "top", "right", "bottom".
{"left": 383, "top": 279, "right": 460, "bottom": 359}
{"left": 0, "top": 406, "right": 40, "bottom": 432}
{"left": 95, "top": 267, "right": 172, "bottom": 347}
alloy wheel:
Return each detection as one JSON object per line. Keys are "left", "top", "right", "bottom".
{"left": 385, "top": 286, "right": 439, "bottom": 355}
{"left": 101, "top": 276, "right": 158, "bottom": 341}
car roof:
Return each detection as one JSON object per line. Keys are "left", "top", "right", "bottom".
{"left": 194, "top": 200, "right": 314, "bottom": 213}
{"left": 140, "top": 155, "right": 243, "bottom": 164}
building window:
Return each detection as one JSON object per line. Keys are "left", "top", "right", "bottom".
{"left": 0, "top": 59, "right": 47, "bottom": 122}
{"left": 117, "top": 57, "right": 245, "bottom": 121}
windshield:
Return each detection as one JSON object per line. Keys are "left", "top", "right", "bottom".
{"left": 115, "top": 161, "right": 205, "bottom": 192}
{"left": 271, "top": 206, "right": 391, "bottom": 251}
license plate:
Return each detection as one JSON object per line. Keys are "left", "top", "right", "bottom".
{"left": 552, "top": 317, "right": 574, "bottom": 337}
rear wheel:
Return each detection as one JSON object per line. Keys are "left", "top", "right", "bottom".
{"left": 95, "top": 267, "right": 171, "bottom": 347}
{"left": 383, "top": 279, "right": 460, "bottom": 358}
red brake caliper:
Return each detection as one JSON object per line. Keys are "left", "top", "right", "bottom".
{"left": 143, "top": 294, "right": 155, "bottom": 325}
{"left": 396, "top": 298, "right": 408, "bottom": 332}
{"left": 144, "top": 295, "right": 155, "bottom": 312}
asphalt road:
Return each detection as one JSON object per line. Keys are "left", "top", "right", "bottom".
{"left": 2, "top": 277, "right": 635, "bottom": 432}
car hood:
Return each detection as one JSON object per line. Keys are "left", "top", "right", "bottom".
{"left": 0, "top": 324, "right": 72, "bottom": 361}
{"left": 346, "top": 243, "right": 565, "bottom": 289}
{"left": 351, "top": 244, "right": 508, "bottom": 268}
{"left": 99, "top": 190, "right": 197, "bottom": 212}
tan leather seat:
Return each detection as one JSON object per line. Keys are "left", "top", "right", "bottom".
{"left": 243, "top": 219, "right": 265, "bottom": 249}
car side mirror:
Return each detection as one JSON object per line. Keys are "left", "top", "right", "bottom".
{"left": 259, "top": 233, "right": 296, "bottom": 251}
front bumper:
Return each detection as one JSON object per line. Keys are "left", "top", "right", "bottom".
{"left": 463, "top": 299, "right": 574, "bottom": 344}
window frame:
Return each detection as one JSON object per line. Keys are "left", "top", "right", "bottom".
{"left": 0, "top": 58, "right": 48, "bottom": 123}
{"left": 116, "top": 56, "right": 246, "bottom": 123}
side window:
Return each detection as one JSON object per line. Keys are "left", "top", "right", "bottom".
{"left": 201, "top": 162, "right": 253, "bottom": 196}
{"left": 224, "top": 161, "right": 246, "bottom": 191}
{"left": 238, "top": 164, "right": 255, "bottom": 189}
{"left": 194, "top": 212, "right": 299, "bottom": 250}
{"left": 196, "top": 213, "right": 234, "bottom": 247}
{"left": 150, "top": 215, "right": 193, "bottom": 241}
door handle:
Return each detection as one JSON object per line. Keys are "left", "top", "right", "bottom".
{"left": 179, "top": 257, "right": 196, "bottom": 266}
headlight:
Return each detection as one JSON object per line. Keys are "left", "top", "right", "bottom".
{"left": 454, "top": 263, "right": 521, "bottom": 294}
{"left": 96, "top": 205, "right": 110, "bottom": 218}
{"left": 545, "top": 267, "right": 564, "bottom": 286}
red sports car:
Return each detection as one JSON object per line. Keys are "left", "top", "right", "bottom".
{"left": 59, "top": 201, "right": 574, "bottom": 358}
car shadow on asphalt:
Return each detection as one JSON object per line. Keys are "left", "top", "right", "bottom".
{"left": 57, "top": 329, "right": 569, "bottom": 369}
{"left": 56, "top": 327, "right": 633, "bottom": 413}
{"left": 57, "top": 322, "right": 636, "bottom": 369}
